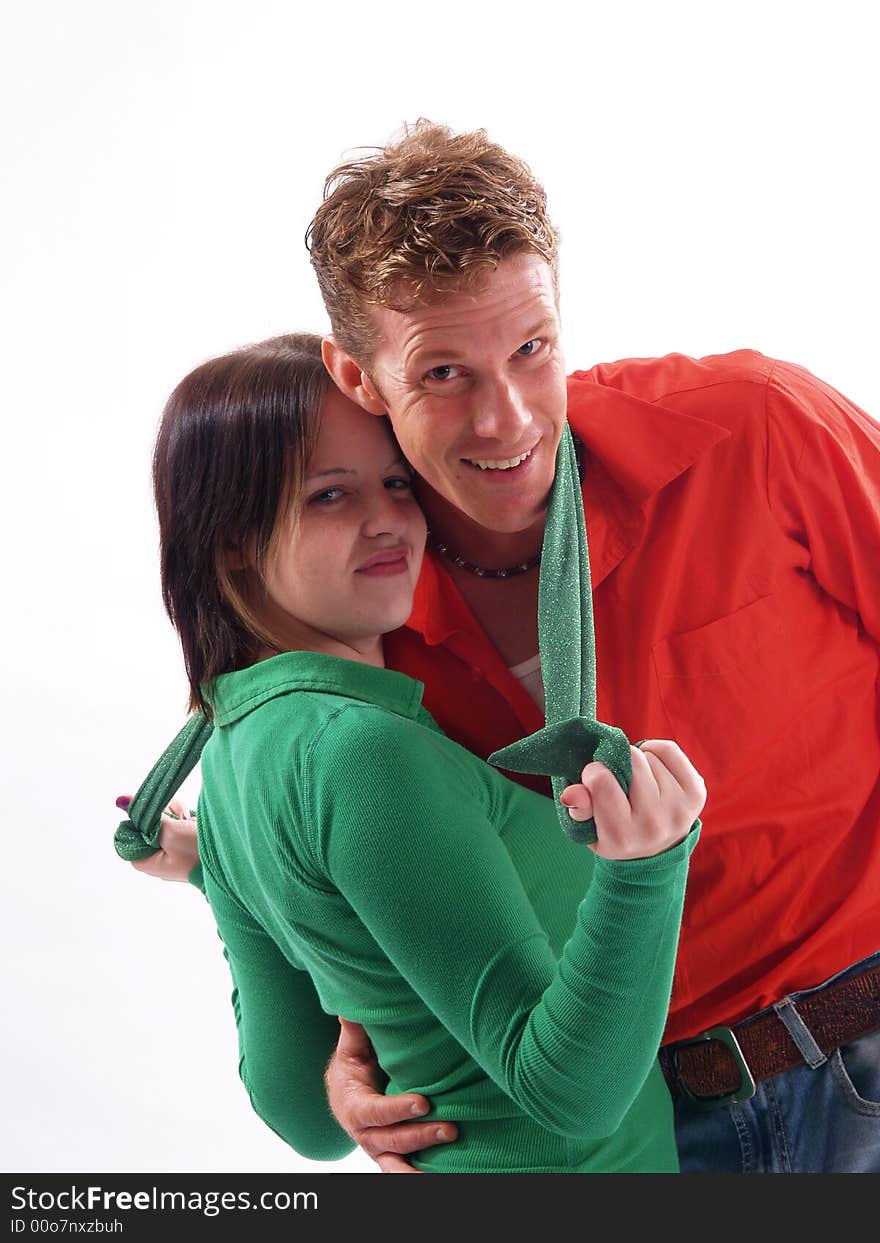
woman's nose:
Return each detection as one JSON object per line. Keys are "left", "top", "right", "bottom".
{"left": 361, "top": 487, "right": 408, "bottom": 538}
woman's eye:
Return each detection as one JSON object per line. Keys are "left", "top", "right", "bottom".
{"left": 385, "top": 476, "right": 413, "bottom": 492}
{"left": 515, "top": 338, "right": 542, "bottom": 357}
{"left": 310, "top": 487, "right": 344, "bottom": 505}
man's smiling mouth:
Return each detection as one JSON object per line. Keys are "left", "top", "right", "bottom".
{"left": 464, "top": 447, "right": 534, "bottom": 471}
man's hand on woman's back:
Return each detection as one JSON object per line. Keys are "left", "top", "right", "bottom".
{"left": 326, "top": 1018, "right": 458, "bottom": 1172}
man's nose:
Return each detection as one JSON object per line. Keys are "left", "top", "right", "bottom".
{"left": 471, "top": 378, "right": 531, "bottom": 442}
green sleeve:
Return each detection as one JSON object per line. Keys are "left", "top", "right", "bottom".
{"left": 310, "top": 709, "right": 698, "bottom": 1141}
{"left": 204, "top": 879, "right": 355, "bottom": 1162}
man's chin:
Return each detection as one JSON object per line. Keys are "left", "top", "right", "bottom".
{"left": 456, "top": 472, "right": 555, "bottom": 535}
{"left": 454, "top": 499, "right": 547, "bottom": 539}
{"left": 416, "top": 473, "right": 549, "bottom": 540}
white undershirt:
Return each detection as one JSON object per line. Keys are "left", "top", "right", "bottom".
{"left": 508, "top": 652, "right": 545, "bottom": 712}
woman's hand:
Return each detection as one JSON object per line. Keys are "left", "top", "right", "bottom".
{"left": 117, "top": 795, "right": 202, "bottom": 882}
{"left": 325, "top": 1018, "right": 458, "bottom": 1172}
{"left": 560, "top": 740, "right": 706, "bottom": 860}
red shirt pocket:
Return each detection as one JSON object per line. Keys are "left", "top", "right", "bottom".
{"left": 651, "top": 593, "right": 796, "bottom": 784}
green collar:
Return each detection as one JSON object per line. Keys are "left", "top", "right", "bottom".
{"left": 207, "top": 650, "right": 425, "bottom": 727}
{"left": 114, "top": 653, "right": 424, "bottom": 867}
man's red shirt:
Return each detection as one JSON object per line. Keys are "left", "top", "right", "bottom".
{"left": 384, "top": 349, "right": 880, "bottom": 1043}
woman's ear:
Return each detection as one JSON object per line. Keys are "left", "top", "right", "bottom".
{"left": 321, "top": 337, "right": 386, "bottom": 416}
{"left": 224, "top": 541, "right": 249, "bottom": 571}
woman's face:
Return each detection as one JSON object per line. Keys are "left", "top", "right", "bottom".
{"left": 257, "top": 387, "right": 426, "bottom": 665}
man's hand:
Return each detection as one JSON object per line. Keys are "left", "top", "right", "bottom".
{"left": 561, "top": 739, "right": 706, "bottom": 860}
{"left": 117, "top": 795, "right": 201, "bottom": 883}
{"left": 326, "top": 1018, "right": 458, "bottom": 1173}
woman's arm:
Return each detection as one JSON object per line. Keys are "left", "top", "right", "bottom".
{"left": 206, "top": 880, "right": 356, "bottom": 1161}
{"left": 116, "top": 795, "right": 204, "bottom": 885}
{"left": 119, "top": 792, "right": 435, "bottom": 1161}
{"left": 310, "top": 713, "right": 702, "bottom": 1141}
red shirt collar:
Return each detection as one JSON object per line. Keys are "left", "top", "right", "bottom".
{"left": 406, "top": 546, "right": 471, "bottom": 646}
{"left": 566, "top": 370, "right": 731, "bottom": 503}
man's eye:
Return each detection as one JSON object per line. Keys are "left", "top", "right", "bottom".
{"left": 425, "top": 364, "right": 462, "bottom": 383}
{"left": 515, "top": 339, "right": 542, "bottom": 357}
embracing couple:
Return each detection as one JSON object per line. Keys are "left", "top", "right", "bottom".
{"left": 120, "top": 121, "right": 880, "bottom": 1175}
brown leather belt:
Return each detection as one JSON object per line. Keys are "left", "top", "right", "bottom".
{"left": 659, "top": 960, "right": 880, "bottom": 1109}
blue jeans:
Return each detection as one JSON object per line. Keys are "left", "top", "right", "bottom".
{"left": 673, "top": 952, "right": 880, "bottom": 1173}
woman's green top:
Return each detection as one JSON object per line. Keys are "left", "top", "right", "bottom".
{"left": 197, "top": 649, "right": 698, "bottom": 1173}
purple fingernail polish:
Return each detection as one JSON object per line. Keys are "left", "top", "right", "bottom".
{"left": 116, "top": 795, "right": 131, "bottom": 810}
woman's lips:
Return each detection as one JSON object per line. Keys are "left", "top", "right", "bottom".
{"left": 356, "top": 549, "right": 410, "bottom": 576}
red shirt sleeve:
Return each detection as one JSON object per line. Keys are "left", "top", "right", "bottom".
{"left": 765, "top": 359, "right": 880, "bottom": 644}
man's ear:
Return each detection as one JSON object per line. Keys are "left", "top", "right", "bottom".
{"left": 321, "top": 337, "right": 386, "bottom": 416}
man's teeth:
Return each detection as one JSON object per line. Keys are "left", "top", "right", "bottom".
{"left": 467, "top": 449, "right": 532, "bottom": 471}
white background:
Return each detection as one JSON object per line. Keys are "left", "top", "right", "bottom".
{"left": 2, "top": 0, "right": 877, "bottom": 1174}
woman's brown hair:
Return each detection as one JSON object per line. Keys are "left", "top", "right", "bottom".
{"left": 153, "top": 332, "right": 328, "bottom": 714}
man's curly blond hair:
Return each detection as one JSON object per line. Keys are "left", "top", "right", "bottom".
{"left": 306, "top": 120, "right": 558, "bottom": 365}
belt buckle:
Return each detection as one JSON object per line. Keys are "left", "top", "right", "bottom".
{"left": 673, "top": 1025, "right": 757, "bottom": 1111}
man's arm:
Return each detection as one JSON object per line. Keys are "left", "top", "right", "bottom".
{"left": 325, "top": 1020, "right": 458, "bottom": 1173}
{"left": 766, "top": 359, "right": 880, "bottom": 638}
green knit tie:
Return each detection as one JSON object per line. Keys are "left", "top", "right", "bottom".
{"left": 113, "top": 712, "right": 213, "bottom": 862}
{"left": 488, "top": 424, "right": 632, "bottom": 844}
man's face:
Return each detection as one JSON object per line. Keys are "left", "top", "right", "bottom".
{"left": 364, "top": 252, "right": 567, "bottom": 536}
